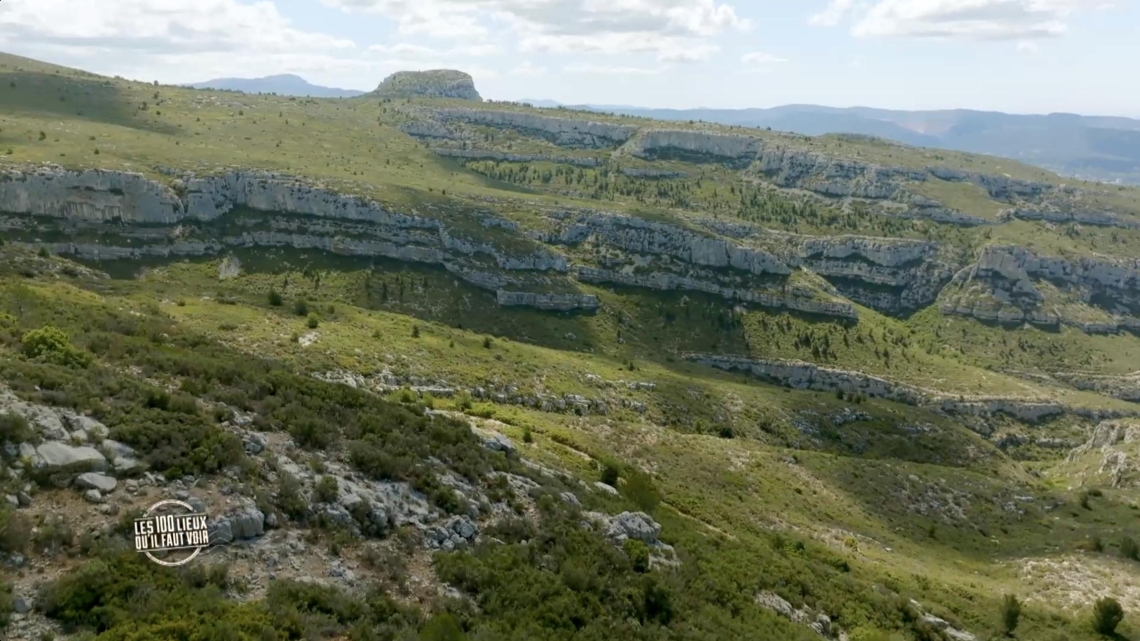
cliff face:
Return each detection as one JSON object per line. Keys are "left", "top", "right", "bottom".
{"left": 6, "top": 166, "right": 1140, "bottom": 334}
{"left": 0, "top": 167, "right": 578, "bottom": 311}
{"left": 621, "top": 129, "right": 763, "bottom": 164}
{"left": 544, "top": 211, "right": 954, "bottom": 316}
{"left": 940, "top": 245, "right": 1140, "bottom": 332}
{"left": 432, "top": 108, "right": 638, "bottom": 148}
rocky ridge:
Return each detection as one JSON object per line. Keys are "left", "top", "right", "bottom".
{"left": 5, "top": 166, "right": 1139, "bottom": 330}
{"left": 685, "top": 353, "right": 1138, "bottom": 423}
{"left": 399, "top": 106, "right": 1110, "bottom": 227}
{"left": 940, "top": 245, "right": 1140, "bottom": 332}
{"left": 0, "top": 167, "right": 581, "bottom": 311}
{"left": 1065, "top": 419, "right": 1140, "bottom": 488}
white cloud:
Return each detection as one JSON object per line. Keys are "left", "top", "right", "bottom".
{"left": 325, "top": 0, "right": 750, "bottom": 61}
{"left": 0, "top": 0, "right": 371, "bottom": 85}
{"left": 809, "top": 0, "right": 856, "bottom": 26}
{"left": 741, "top": 51, "right": 789, "bottom": 65}
{"left": 810, "top": 0, "right": 1115, "bottom": 40}
{"left": 0, "top": 0, "right": 513, "bottom": 90}
{"left": 563, "top": 63, "right": 670, "bottom": 75}
{"left": 658, "top": 42, "right": 721, "bottom": 62}
{"left": 368, "top": 42, "right": 502, "bottom": 57}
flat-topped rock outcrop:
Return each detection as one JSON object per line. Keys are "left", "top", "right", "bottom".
{"left": 372, "top": 70, "right": 482, "bottom": 101}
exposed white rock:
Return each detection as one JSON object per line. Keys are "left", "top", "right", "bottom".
{"left": 941, "top": 245, "right": 1140, "bottom": 332}
{"left": 434, "top": 108, "right": 638, "bottom": 148}
{"left": 495, "top": 290, "right": 599, "bottom": 311}
{"left": 622, "top": 129, "right": 762, "bottom": 162}
{"left": 76, "top": 472, "right": 118, "bottom": 493}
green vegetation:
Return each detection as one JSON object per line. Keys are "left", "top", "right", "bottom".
{"left": 1092, "top": 597, "right": 1124, "bottom": 635}
{"left": 1002, "top": 594, "right": 1022, "bottom": 636}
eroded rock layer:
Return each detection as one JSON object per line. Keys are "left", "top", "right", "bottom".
{"left": 940, "top": 245, "right": 1140, "bottom": 332}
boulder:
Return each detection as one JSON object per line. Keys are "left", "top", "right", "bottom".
{"left": 209, "top": 506, "right": 265, "bottom": 544}
{"left": 75, "top": 472, "right": 117, "bottom": 493}
{"left": 594, "top": 481, "right": 619, "bottom": 496}
{"left": 482, "top": 433, "right": 516, "bottom": 455}
{"left": 101, "top": 439, "right": 143, "bottom": 474}
{"left": 606, "top": 511, "right": 662, "bottom": 545}
{"left": 34, "top": 441, "right": 108, "bottom": 475}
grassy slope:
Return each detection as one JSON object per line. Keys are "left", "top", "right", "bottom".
{"left": 5, "top": 249, "right": 1140, "bottom": 639}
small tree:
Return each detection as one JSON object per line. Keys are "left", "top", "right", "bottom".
{"left": 1001, "top": 594, "right": 1021, "bottom": 636}
{"left": 294, "top": 300, "right": 309, "bottom": 316}
{"left": 623, "top": 470, "right": 662, "bottom": 514}
{"left": 600, "top": 463, "right": 620, "bottom": 487}
{"left": 1092, "top": 597, "right": 1124, "bottom": 635}
{"left": 482, "top": 336, "right": 492, "bottom": 349}
{"left": 306, "top": 314, "right": 320, "bottom": 329}
{"left": 411, "top": 325, "right": 420, "bottom": 338}
{"left": 268, "top": 289, "right": 283, "bottom": 307}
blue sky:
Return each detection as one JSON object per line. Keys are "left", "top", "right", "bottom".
{"left": 1, "top": 0, "right": 1136, "bottom": 116}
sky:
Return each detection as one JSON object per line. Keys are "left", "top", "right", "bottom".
{"left": 0, "top": 0, "right": 1136, "bottom": 116}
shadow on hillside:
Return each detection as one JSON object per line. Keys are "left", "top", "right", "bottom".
{"left": 0, "top": 70, "right": 179, "bottom": 136}
{"left": 800, "top": 445, "right": 1140, "bottom": 566}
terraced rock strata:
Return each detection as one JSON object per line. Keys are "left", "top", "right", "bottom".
{"left": 686, "top": 353, "right": 1138, "bottom": 422}
{"left": 940, "top": 245, "right": 1140, "bottom": 332}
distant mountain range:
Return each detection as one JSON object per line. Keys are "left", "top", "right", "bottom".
{"left": 187, "top": 75, "right": 364, "bottom": 98}
{"left": 523, "top": 100, "right": 1140, "bottom": 185}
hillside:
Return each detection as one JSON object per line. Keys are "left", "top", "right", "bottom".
{"left": 2, "top": 50, "right": 1140, "bottom": 640}
{"left": 535, "top": 102, "right": 1140, "bottom": 186}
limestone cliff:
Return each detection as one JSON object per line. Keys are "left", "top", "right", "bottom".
{"left": 546, "top": 211, "right": 953, "bottom": 316}
{"left": 0, "top": 167, "right": 579, "bottom": 312}
{"left": 432, "top": 108, "right": 637, "bottom": 148}
{"left": 940, "top": 245, "right": 1140, "bottom": 332}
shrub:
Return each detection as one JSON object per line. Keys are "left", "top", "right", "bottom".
{"left": 0, "top": 509, "right": 32, "bottom": 554}
{"left": 307, "top": 313, "right": 320, "bottom": 329}
{"left": 1001, "top": 594, "right": 1021, "bottom": 635}
{"left": 21, "top": 326, "right": 93, "bottom": 368}
{"left": 1079, "top": 534, "right": 1104, "bottom": 553}
{"left": 600, "top": 463, "right": 620, "bottom": 487}
{"left": 289, "top": 418, "right": 337, "bottom": 450}
{"left": 293, "top": 300, "right": 309, "bottom": 316}
{"left": 0, "top": 412, "right": 34, "bottom": 443}
{"left": 315, "top": 475, "right": 339, "bottom": 504}
{"left": 1121, "top": 536, "right": 1138, "bottom": 561}
{"left": 623, "top": 539, "right": 651, "bottom": 573}
{"left": 622, "top": 470, "right": 662, "bottom": 514}
{"left": 411, "top": 325, "right": 420, "bottom": 338}
{"left": 268, "top": 289, "right": 283, "bottom": 307}
{"left": 482, "top": 336, "right": 492, "bottom": 349}
{"left": 1092, "top": 597, "right": 1124, "bottom": 635}
{"left": 522, "top": 427, "right": 533, "bottom": 444}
